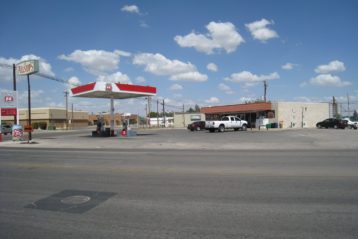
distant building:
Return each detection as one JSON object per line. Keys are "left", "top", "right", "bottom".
{"left": 173, "top": 112, "right": 206, "bottom": 128}
{"left": 1, "top": 107, "right": 88, "bottom": 129}
{"left": 149, "top": 117, "right": 174, "bottom": 128}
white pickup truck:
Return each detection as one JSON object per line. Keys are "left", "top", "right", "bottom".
{"left": 205, "top": 116, "right": 248, "bottom": 132}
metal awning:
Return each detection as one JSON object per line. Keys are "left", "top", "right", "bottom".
{"left": 71, "top": 82, "right": 156, "bottom": 99}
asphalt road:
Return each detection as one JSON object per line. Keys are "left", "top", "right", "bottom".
{"left": 1, "top": 148, "right": 358, "bottom": 239}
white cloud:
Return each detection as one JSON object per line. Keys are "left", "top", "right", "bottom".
{"left": 68, "top": 76, "right": 81, "bottom": 87}
{"left": 218, "top": 83, "right": 234, "bottom": 94}
{"left": 205, "top": 97, "right": 220, "bottom": 104}
{"left": 97, "top": 72, "right": 131, "bottom": 84}
{"left": 225, "top": 71, "right": 280, "bottom": 86}
{"left": 299, "top": 81, "right": 308, "bottom": 88}
{"left": 17, "top": 90, "right": 45, "bottom": 108}
{"left": 133, "top": 53, "right": 208, "bottom": 82}
{"left": 245, "top": 18, "right": 278, "bottom": 42}
{"left": 310, "top": 74, "right": 351, "bottom": 87}
{"left": 170, "top": 84, "right": 183, "bottom": 91}
{"left": 174, "top": 21, "right": 245, "bottom": 54}
{"left": 239, "top": 96, "right": 256, "bottom": 103}
{"left": 121, "top": 5, "right": 140, "bottom": 14}
{"left": 59, "top": 49, "right": 129, "bottom": 75}
{"left": 314, "top": 60, "right": 346, "bottom": 74}
{"left": 282, "top": 63, "right": 296, "bottom": 70}
{"left": 170, "top": 72, "right": 207, "bottom": 82}
{"left": 135, "top": 76, "right": 146, "bottom": 83}
{"left": 207, "top": 63, "right": 218, "bottom": 72}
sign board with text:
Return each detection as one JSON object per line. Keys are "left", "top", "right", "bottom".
{"left": 16, "top": 60, "right": 39, "bottom": 75}
{"left": 0, "top": 91, "right": 17, "bottom": 116}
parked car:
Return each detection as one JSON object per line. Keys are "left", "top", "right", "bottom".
{"left": 343, "top": 118, "right": 358, "bottom": 129}
{"left": 1, "top": 124, "right": 12, "bottom": 135}
{"left": 205, "top": 116, "right": 248, "bottom": 132}
{"left": 316, "top": 118, "right": 348, "bottom": 129}
{"left": 187, "top": 121, "right": 206, "bottom": 131}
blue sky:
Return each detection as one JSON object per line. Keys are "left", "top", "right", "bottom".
{"left": 1, "top": 0, "right": 357, "bottom": 115}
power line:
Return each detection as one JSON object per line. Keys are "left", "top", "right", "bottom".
{"left": 0, "top": 62, "right": 78, "bottom": 86}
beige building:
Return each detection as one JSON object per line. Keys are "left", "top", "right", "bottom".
{"left": 201, "top": 101, "right": 330, "bottom": 129}
{"left": 173, "top": 112, "right": 206, "bottom": 128}
{"left": 271, "top": 102, "right": 329, "bottom": 128}
{"left": 2, "top": 107, "right": 89, "bottom": 129}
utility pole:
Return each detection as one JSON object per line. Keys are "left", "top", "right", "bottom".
{"left": 162, "top": 99, "right": 165, "bottom": 128}
{"left": 64, "top": 90, "right": 68, "bottom": 130}
{"left": 71, "top": 103, "right": 74, "bottom": 129}
{"left": 157, "top": 99, "right": 159, "bottom": 128}
{"left": 182, "top": 104, "right": 185, "bottom": 127}
{"left": 145, "top": 103, "right": 148, "bottom": 128}
{"left": 347, "top": 93, "right": 350, "bottom": 117}
{"left": 148, "top": 96, "right": 151, "bottom": 128}
{"left": 264, "top": 81, "right": 267, "bottom": 102}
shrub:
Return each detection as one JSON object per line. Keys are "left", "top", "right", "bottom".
{"left": 38, "top": 122, "right": 47, "bottom": 130}
{"left": 32, "top": 122, "right": 39, "bottom": 129}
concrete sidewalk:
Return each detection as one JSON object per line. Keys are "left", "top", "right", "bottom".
{"left": 1, "top": 127, "right": 357, "bottom": 151}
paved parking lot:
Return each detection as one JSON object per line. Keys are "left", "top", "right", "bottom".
{"left": 1, "top": 127, "right": 357, "bottom": 150}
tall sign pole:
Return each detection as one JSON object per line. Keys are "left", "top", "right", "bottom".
{"left": 16, "top": 60, "right": 39, "bottom": 143}
{"left": 27, "top": 74, "right": 32, "bottom": 141}
{"left": 13, "top": 64, "right": 17, "bottom": 124}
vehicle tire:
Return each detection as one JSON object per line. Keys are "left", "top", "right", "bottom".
{"left": 196, "top": 126, "right": 201, "bottom": 131}
{"left": 334, "top": 125, "right": 338, "bottom": 129}
{"left": 234, "top": 128, "right": 239, "bottom": 131}
{"left": 209, "top": 128, "right": 215, "bottom": 133}
{"left": 218, "top": 125, "right": 225, "bottom": 132}
{"left": 348, "top": 125, "right": 352, "bottom": 129}
{"left": 241, "top": 124, "right": 247, "bottom": 131}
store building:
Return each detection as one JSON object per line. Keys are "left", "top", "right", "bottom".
{"left": 201, "top": 102, "right": 330, "bottom": 128}
{"left": 173, "top": 112, "right": 206, "bottom": 128}
{"left": 2, "top": 107, "right": 89, "bottom": 129}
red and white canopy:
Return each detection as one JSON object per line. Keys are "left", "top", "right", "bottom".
{"left": 71, "top": 82, "right": 156, "bottom": 99}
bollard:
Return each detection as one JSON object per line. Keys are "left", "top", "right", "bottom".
{"left": 0, "top": 133, "right": 2, "bottom": 142}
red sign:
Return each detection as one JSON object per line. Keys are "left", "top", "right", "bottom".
{"left": 1, "top": 108, "right": 17, "bottom": 116}
{"left": 4, "top": 96, "right": 14, "bottom": 102}
{"left": 106, "top": 83, "right": 113, "bottom": 91}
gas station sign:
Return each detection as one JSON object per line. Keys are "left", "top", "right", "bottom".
{"left": 16, "top": 60, "right": 39, "bottom": 75}
{"left": 0, "top": 91, "right": 17, "bottom": 116}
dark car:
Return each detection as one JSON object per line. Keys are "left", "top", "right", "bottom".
{"left": 1, "top": 124, "right": 12, "bottom": 135}
{"left": 187, "top": 121, "right": 206, "bottom": 131}
{"left": 316, "top": 118, "right": 348, "bottom": 129}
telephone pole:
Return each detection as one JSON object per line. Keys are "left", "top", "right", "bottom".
{"left": 64, "top": 90, "right": 68, "bottom": 130}
{"left": 182, "top": 104, "right": 185, "bottom": 127}
{"left": 162, "top": 99, "right": 165, "bottom": 128}
{"left": 157, "top": 99, "right": 159, "bottom": 128}
{"left": 264, "top": 81, "right": 267, "bottom": 102}
{"left": 347, "top": 93, "right": 350, "bottom": 117}
{"left": 148, "top": 96, "right": 151, "bottom": 128}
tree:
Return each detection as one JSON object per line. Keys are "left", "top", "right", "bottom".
{"left": 352, "top": 110, "right": 358, "bottom": 121}
{"left": 187, "top": 107, "right": 195, "bottom": 113}
{"left": 194, "top": 104, "right": 200, "bottom": 112}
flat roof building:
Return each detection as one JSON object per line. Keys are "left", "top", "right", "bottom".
{"left": 201, "top": 101, "right": 330, "bottom": 128}
{"left": 2, "top": 107, "right": 89, "bottom": 130}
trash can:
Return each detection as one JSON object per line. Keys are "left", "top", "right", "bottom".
{"left": 12, "top": 125, "right": 24, "bottom": 141}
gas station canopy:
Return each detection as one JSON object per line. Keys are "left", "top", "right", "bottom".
{"left": 71, "top": 82, "right": 156, "bottom": 99}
